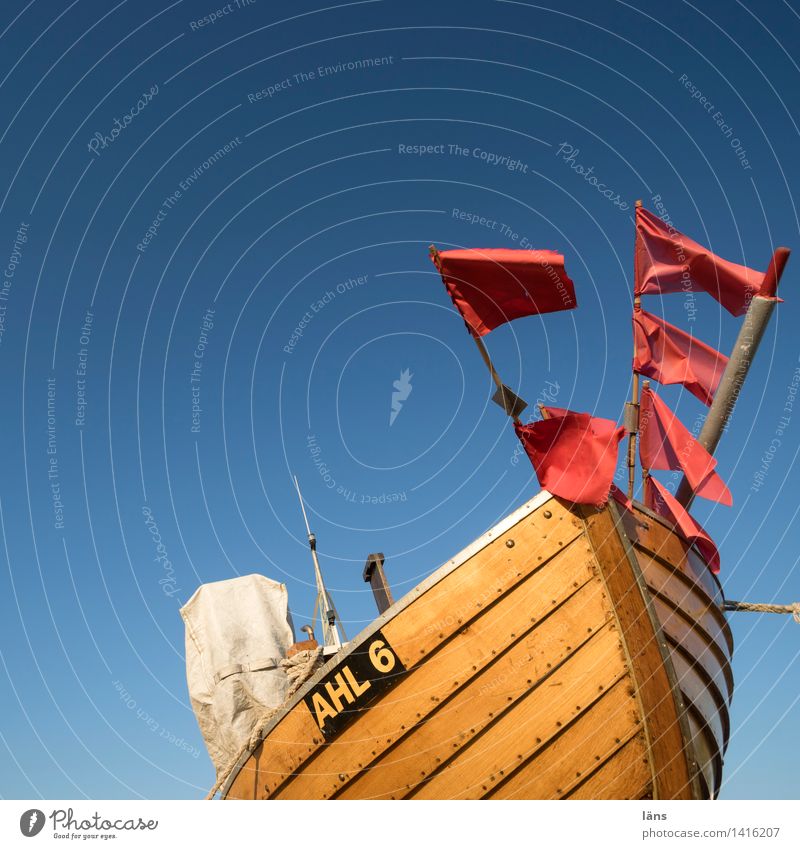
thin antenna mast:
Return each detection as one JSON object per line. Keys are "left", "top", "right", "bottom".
{"left": 293, "top": 475, "right": 344, "bottom": 649}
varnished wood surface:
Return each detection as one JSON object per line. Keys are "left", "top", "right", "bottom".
{"left": 223, "top": 494, "right": 732, "bottom": 801}
{"left": 622, "top": 501, "right": 732, "bottom": 799}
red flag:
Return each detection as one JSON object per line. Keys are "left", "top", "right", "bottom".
{"left": 635, "top": 206, "right": 768, "bottom": 316}
{"left": 609, "top": 484, "right": 633, "bottom": 512}
{"left": 433, "top": 248, "right": 577, "bottom": 337}
{"left": 645, "top": 477, "right": 721, "bottom": 573}
{"left": 639, "top": 387, "right": 732, "bottom": 506}
{"left": 515, "top": 408, "right": 624, "bottom": 505}
{"left": 633, "top": 308, "right": 728, "bottom": 406}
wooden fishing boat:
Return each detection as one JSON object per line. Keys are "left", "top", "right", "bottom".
{"left": 221, "top": 489, "right": 732, "bottom": 800}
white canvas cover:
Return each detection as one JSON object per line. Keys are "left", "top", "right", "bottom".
{"left": 180, "top": 574, "right": 295, "bottom": 776}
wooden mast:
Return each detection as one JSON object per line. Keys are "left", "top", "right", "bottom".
{"left": 640, "top": 379, "right": 651, "bottom": 490}
{"left": 627, "top": 200, "right": 643, "bottom": 500}
{"left": 675, "top": 246, "right": 790, "bottom": 507}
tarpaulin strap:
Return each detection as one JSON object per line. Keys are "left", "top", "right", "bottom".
{"left": 213, "top": 658, "right": 281, "bottom": 684}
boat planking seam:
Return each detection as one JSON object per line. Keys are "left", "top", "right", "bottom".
{"left": 586, "top": 500, "right": 702, "bottom": 799}
{"left": 614, "top": 501, "right": 710, "bottom": 800}
{"left": 223, "top": 495, "right": 731, "bottom": 801}
{"left": 395, "top": 620, "right": 617, "bottom": 800}
{"left": 655, "top": 601, "right": 735, "bottom": 697}
{"left": 272, "top": 524, "right": 590, "bottom": 797}
{"left": 564, "top": 734, "right": 651, "bottom": 800}
{"left": 581, "top": 506, "right": 660, "bottom": 797}
{"left": 481, "top": 674, "right": 633, "bottom": 800}
{"left": 671, "top": 653, "right": 730, "bottom": 751}
{"left": 648, "top": 587, "right": 733, "bottom": 664}
{"left": 638, "top": 557, "right": 734, "bottom": 654}
{"left": 668, "top": 636, "right": 732, "bottom": 719}
{"left": 222, "top": 491, "right": 570, "bottom": 797}
{"left": 285, "top": 567, "right": 600, "bottom": 798}
{"left": 623, "top": 501, "right": 725, "bottom": 596}
{"left": 283, "top": 546, "right": 601, "bottom": 800}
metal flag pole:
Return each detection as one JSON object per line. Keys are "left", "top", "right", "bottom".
{"left": 675, "top": 247, "right": 790, "bottom": 508}
{"left": 626, "top": 200, "right": 644, "bottom": 500}
{"left": 429, "top": 244, "right": 527, "bottom": 422}
{"left": 293, "top": 475, "right": 344, "bottom": 649}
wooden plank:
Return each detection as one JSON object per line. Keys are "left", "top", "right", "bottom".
{"left": 408, "top": 603, "right": 627, "bottom": 799}
{"left": 341, "top": 610, "right": 622, "bottom": 800}
{"left": 226, "top": 706, "right": 322, "bottom": 800}
{"left": 637, "top": 553, "right": 733, "bottom": 653}
{"left": 583, "top": 503, "right": 698, "bottom": 799}
{"left": 479, "top": 679, "right": 643, "bottom": 799}
{"left": 686, "top": 710, "right": 720, "bottom": 800}
{"left": 647, "top": 581, "right": 733, "bottom": 662}
{"left": 233, "top": 499, "right": 583, "bottom": 800}
{"left": 623, "top": 509, "right": 722, "bottom": 605}
{"left": 654, "top": 598, "right": 733, "bottom": 691}
{"left": 385, "top": 500, "right": 584, "bottom": 667}
{"left": 671, "top": 648, "right": 729, "bottom": 753}
{"left": 664, "top": 631, "right": 731, "bottom": 705}
{"left": 566, "top": 734, "right": 652, "bottom": 800}
{"left": 273, "top": 538, "right": 599, "bottom": 800}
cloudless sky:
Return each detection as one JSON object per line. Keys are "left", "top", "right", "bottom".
{"left": 0, "top": 0, "right": 798, "bottom": 800}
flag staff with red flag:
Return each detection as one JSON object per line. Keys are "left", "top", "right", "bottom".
{"left": 429, "top": 243, "right": 529, "bottom": 422}
{"left": 639, "top": 379, "right": 652, "bottom": 489}
{"left": 675, "top": 245, "right": 790, "bottom": 507}
{"left": 626, "top": 199, "right": 644, "bottom": 500}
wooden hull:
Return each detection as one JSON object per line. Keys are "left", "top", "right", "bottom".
{"left": 223, "top": 491, "right": 732, "bottom": 800}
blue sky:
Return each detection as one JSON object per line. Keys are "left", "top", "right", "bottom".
{"left": 0, "top": 0, "right": 798, "bottom": 800}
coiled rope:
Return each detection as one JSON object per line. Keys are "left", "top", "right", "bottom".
{"left": 723, "top": 600, "right": 800, "bottom": 623}
{"left": 205, "top": 646, "right": 325, "bottom": 800}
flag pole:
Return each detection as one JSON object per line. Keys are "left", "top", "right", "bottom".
{"left": 640, "top": 379, "right": 651, "bottom": 489}
{"left": 626, "top": 200, "right": 643, "bottom": 500}
{"left": 429, "top": 244, "right": 523, "bottom": 423}
{"left": 675, "top": 246, "right": 791, "bottom": 508}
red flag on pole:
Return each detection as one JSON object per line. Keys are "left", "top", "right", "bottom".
{"left": 433, "top": 248, "right": 577, "bottom": 337}
{"left": 514, "top": 408, "right": 624, "bottom": 505}
{"left": 645, "top": 477, "right": 721, "bottom": 573}
{"left": 635, "top": 206, "right": 770, "bottom": 316}
{"left": 633, "top": 308, "right": 728, "bottom": 406}
{"left": 639, "top": 387, "right": 732, "bottom": 505}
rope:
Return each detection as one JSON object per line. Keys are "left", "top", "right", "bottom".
{"left": 723, "top": 600, "right": 800, "bottom": 623}
{"left": 204, "top": 646, "right": 325, "bottom": 800}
